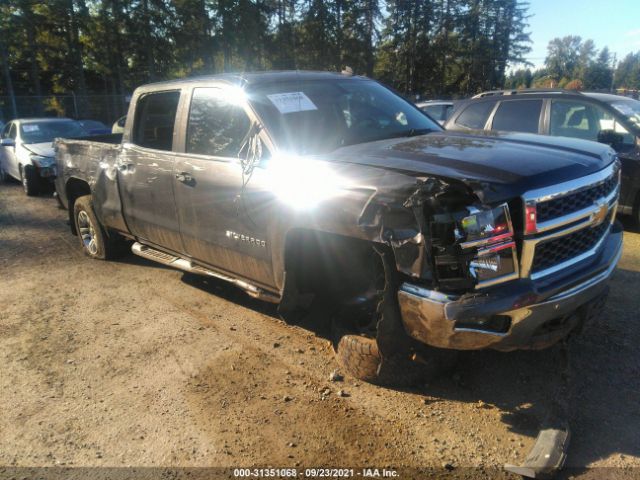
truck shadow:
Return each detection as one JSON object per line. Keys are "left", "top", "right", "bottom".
{"left": 178, "top": 265, "right": 640, "bottom": 470}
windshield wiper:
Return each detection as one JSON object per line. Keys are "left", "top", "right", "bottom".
{"left": 338, "top": 128, "right": 436, "bottom": 149}
{"left": 374, "top": 127, "right": 435, "bottom": 142}
{"left": 404, "top": 128, "right": 435, "bottom": 137}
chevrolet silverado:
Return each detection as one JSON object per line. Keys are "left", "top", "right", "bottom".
{"left": 54, "top": 71, "right": 623, "bottom": 386}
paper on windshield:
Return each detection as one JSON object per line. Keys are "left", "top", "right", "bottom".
{"left": 22, "top": 125, "right": 40, "bottom": 132}
{"left": 267, "top": 92, "right": 317, "bottom": 114}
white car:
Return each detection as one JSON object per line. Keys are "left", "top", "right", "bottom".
{"left": 0, "top": 118, "right": 86, "bottom": 195}
{"left": 416, "top": 100, "right": 457, "bottom": 126}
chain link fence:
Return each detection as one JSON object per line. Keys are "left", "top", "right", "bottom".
{"left": 0, "top": 94, "right": 130, "bottom": 126}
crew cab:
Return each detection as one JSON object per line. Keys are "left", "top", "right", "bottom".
{"left": 54, "top": 72, "right": 623, "bottom": 386}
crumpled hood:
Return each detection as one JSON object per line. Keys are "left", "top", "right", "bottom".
{"left": 327, "top": 131, "right": 616, "bottom": 198}
{"left": 23, "top": 142, "right": 55, "bottom": 158}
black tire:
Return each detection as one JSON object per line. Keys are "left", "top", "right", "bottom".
{"left": 334, "top": 333, "right": 383, "bottom": 384}
{"left": 73, "top": 195, "right": 127, "bottom": 260}
{"left": 0, "top": 163, "right": 8, "bottom": 183}
{"left": 332, "top": 305, "right": 457, "bottom": 387}
{"left": 21, "top": 165, "right": 39, "bottom": 196}
{"left": 633, "top": 192, "right": 640, "bottom": 228}
{"left": 331, "top": 245, "right": 458, "bottom": 387}
{"left": 334, "top": 330, "right": 456, "bottom": 387}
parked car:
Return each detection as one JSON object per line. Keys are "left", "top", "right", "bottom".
{"left": 0, "top": 118, "right": 87, "bottom": 195}
{"left": 111, "top": 115, "right": 126, "bottom": 134}
{"left": 55, "top": 72, "right": 621, "bottom": 388}
{"left": 78, "top": 119, "right": 111, "bottom": 135}
{"left": 416, "top": 100, "right": 456, "bottom": 125}
{"left": 445, "top": 89, "right": 640, "bottom": 224}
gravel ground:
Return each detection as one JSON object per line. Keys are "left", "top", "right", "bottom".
{"left": 1, "top": 180, "right": 639, "bottom": 478}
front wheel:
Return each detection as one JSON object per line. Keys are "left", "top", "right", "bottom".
{"left": 73, "top": 195, "right": 127, "bottom": 260}
{"left": 333, "top": 325, "right": 457, "bottom": 388}
{"left": 21, "top": 165, "right": 39, "bottom": 196}
{"left": 332, "top": 291, "right": 457, "bottom": 387}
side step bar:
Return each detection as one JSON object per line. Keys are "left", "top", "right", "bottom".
{"left": 131, "top": 242, "right": 279, "bottom": 303}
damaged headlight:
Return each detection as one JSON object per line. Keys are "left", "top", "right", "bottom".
{"left": 458, "top": 204, "right": 519, "bottom": 288}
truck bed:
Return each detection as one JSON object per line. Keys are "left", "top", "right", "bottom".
{"left": 55, "top": 134, "right": 128, "bottom": 233}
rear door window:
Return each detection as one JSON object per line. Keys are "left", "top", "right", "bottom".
{"left": 186, "top": 87, "right": 251, "bottom": 157}
{"left": 132, "top": 90, "right": 180, "bottom": 151}
{"left": 455, "top": 102, "right": 494, "bottom": 129}
{"left": 491, "top": 100, "right": 542, "bottom": 133}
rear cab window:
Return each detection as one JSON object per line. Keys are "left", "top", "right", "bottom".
{"left": 132, "top": 90, "right": 180, "bottom": 151}
{"left": 455, "top": 102, "right": 494, "bottom": 129}
{"left": 491, "top": 99, "right": 542, "bottom": 134}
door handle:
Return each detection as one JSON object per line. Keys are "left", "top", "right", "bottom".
{"left": 117, "top": 163, "right": 134, "bottom": 172}
{"left": 175, "top": 172, "right": 193, "bottom": 183}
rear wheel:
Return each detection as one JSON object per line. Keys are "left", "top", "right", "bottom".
{"left": 21, "top": 165, "right": 39, "bottom": 196}
{"left": 73, "top": 195, "right": 127, "bottom": 260}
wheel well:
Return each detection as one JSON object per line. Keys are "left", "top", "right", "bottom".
{"left": 279, "top": 229, "right": 386, "bottom": 324}
{"left": 65, "top": 178, "right": 91, "bottom": 235}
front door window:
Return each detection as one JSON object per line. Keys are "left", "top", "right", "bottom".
{"left": 550, "top": 100, "right": 635, "bottom": 146}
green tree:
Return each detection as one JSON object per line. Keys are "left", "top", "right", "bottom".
{"left": 545, "top": 35, "right": 582, "bottom": 82}
{"left": 614, "top": 52, "right": 640, "bottom": 90}
{"left": 583, "top": 47, "right": 613, "bottom": 90}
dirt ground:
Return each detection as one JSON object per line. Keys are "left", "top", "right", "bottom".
{"left": 1, "top": 180, "right": 639, "bottom": 479}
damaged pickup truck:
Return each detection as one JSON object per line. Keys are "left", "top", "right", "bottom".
{"left": 55, "top": 71, "right": 623, "bottom": 386}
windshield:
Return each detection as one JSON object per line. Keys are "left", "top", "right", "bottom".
{"left": 20, "top": 120, "right": 86, "bottom": 144}
{"left": 80, "top": 120, "right": 107, "bottom": 129}
{"left": 248, "top": 78, "right": 441, "bottom": 155}
{"left": 609, "top": 99, "right": 640, "bottom": 133}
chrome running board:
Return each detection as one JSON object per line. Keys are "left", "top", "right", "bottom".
{"left": 131, "top": 242, "right": 279, "bottom": 303}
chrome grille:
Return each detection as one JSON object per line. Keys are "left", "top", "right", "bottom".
{"left": 532, "top": 211, "right": 613, "bottom": 273}
{"left": 536, "top": 172, "right": 618, "bottom": 223}
{"left": 520, "top": 161, "right": 620, "bottom": 280}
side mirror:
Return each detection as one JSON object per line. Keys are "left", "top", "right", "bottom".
{"left": 238, "top": 123, "right": 267, "bottom": 170}
{"left": 597, "top": 129, "right": 624, "bottom": 147}
{"left": 0, "top": 138, "right": 15, "bottom": 147}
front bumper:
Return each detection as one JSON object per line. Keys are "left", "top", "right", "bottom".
{"left": 398, "top": 223, "right": 623, "bottom": 351}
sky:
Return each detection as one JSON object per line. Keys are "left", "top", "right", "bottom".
{"left": 523, "top": 0, "right": 640, "bottom": 70}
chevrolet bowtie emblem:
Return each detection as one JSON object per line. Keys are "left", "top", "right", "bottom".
{"left": 591, "top": 200, "right": 609, "bottom": 226}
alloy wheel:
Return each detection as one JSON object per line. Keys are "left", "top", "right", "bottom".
{"left": 77, "top": 210, "right": 98, "bottom": 255}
